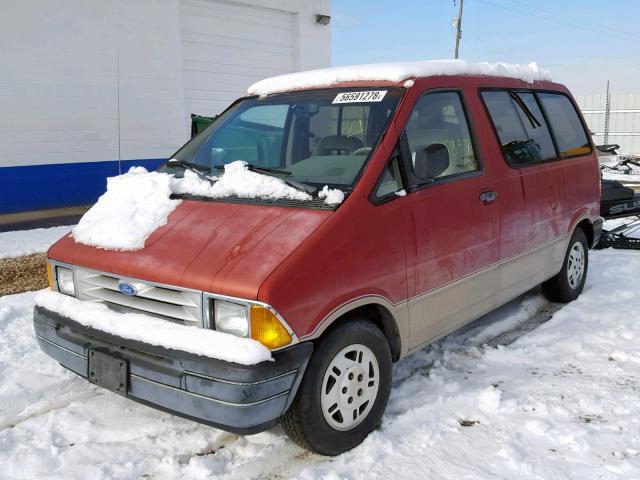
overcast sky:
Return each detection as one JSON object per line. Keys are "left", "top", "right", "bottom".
{"left": 331, "top": 0, "right": 640, "bottom": 96}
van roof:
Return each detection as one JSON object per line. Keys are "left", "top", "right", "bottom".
{"left": 247, "top": 60, "right": 552, "bottom": 97}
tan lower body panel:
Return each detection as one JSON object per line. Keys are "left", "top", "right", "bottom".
{"left": 407, "top": 234, "right": 569, "bottom": 352}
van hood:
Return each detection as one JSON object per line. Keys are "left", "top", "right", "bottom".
{"left": 48, "top": 200, "right": 331, "bottom": 299}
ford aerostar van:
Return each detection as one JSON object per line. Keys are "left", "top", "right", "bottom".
{"left": 34, "top": 61, "right": 602, "bottom": 455}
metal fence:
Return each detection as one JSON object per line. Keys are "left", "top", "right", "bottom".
{"left": 575, "top": 93, "right": 640, "bottom": 154}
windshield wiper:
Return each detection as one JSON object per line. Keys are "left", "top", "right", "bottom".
{"left": 166, "top": 158, "right": 216, "bottom": 185}
{"left": 215, "top": 163, "right": 316, "bottom": 195}
{"left": 215, "top": 163, "right": 291, "bottom": 175}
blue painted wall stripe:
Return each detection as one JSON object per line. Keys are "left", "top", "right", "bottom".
{"left": 0, "top": 159, "right": 166, "bottom": 214}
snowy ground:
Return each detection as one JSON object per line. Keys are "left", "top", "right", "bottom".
{"left": 1, "top": 249, "right": 640, "bottom": 479}
{"left": 600, "top": 155, "right": 640, "bottom": 184}
{"left": 0, "top": 226, "right": 72, "bottom": 259}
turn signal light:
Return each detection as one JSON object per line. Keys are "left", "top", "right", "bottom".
{"left": 250, "top": 305, "right": 292, "bottom": 349}
{"left": 46, "top": 262, "right": 54, "bottom": 290}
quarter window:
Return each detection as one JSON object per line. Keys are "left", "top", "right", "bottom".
{"left": 537, "top": 92, "right": 591, "bottom": 157}
{"left": 404, "top": 91, "right": 479, "bottom": 181}
{"left": 375, "top": 152, "right": 404, "bottom": 199}
{"left": 481, "top": 90, "right": 556, "bottom": 165}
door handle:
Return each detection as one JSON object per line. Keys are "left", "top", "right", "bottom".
{"left": 479, "top": 190, "right": 497, "bottom": 204}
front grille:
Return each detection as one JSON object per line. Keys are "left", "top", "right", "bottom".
{"left": 75, "top": 268, "right": 203, "bottom": 326}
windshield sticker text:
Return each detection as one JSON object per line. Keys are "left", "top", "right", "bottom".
{"left": 332, "top": 90, "right": 387, "bottom": 104}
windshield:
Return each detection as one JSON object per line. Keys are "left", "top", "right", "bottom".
{"left": 165, "top": 88, "right": 403, "bottom": 190}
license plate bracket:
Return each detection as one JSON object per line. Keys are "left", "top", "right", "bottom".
{"left": 88, "top": 349, "right": 128, "bottom": 395}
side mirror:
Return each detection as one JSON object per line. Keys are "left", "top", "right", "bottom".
{"left": 414, "top": 143, "right": 450, "bottom": 180}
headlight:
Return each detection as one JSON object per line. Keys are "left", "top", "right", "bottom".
{"left": 206, "top": 297, "right": 293, "bottom": 349}
{"left": 214, "top": 300, "right": 249, "bottom": 337}
{"left": 56, "top": 266, "right": 75, "bottom": 296}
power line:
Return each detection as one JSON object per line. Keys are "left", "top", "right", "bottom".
{"left": 474, "top": 0, "right": 640, "bottom": 44}
{"left": 505, "top": 0, "right": 640, "bottom": 42}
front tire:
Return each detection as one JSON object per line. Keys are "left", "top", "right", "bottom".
{"left": 542, "top": 228, "right": 588, "bottom": 303}
{"left": 281, "top": 320, "right": 392, "bottom": 456}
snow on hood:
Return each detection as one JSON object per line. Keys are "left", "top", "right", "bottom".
{"left": 247, "top": 59, "right": 552, "bottom": 96}
{"left": 72, "top": 167, "right": 180, "bottom": 251}
{"left": 318, "top": 185, "right": 345, "bottom": 205}
{"left": 35, "top": 290, "right": 272, "bottom": 364}
{"left": 72, "top": 161, "right": 337, "bottom": 252}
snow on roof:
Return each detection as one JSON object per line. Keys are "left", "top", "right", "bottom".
{"left": 247, "top": 59, "right": 552, "bottom": 96}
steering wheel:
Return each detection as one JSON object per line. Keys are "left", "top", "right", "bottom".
{"left": 352, "top": 147, "right": 372, "bottom": 156}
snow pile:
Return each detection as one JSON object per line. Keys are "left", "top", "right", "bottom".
{"left": 171, "top": 161, "right": 312, "bottom": 202}
{"left": 317, "top": 185, "right": 345, "bottom": 205}
{"left": 600, "top": 154, "right": 640, "bottom": 182}
{"left": 35, "top": 290, "right": 271, "bottom": 365}
{"left": 71, "top": 161, "right": 324, "bottom": 251}
{"left": 72, "top": 167, "right": 180, "bottom": 251}
{"left": 0, "top": 225, "right": 72, "bottom": 259}
{"left": 248, "top": 60, "right": 552, "bottom": 96}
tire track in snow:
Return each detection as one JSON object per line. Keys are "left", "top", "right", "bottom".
{"left": 0, "top": 388, "right": 102, "bottom": 431}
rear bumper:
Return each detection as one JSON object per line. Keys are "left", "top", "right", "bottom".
{"left": 33, "top": 305, "right": 312, "bottom": 434}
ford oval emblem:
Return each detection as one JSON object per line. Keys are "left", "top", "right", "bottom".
{"left": 118, "top": 282, "right": 137, "bottom": 296}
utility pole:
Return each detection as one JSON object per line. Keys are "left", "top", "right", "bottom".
{"left": 604, "top": 80, "right": 611, "bottom": 145}
{"left": 453, "top": 0, "right": 464, "bottom": 59}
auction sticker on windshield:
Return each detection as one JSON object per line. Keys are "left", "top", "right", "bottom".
{"left": 332, "top": 90, "right": 387, "bottom": 104}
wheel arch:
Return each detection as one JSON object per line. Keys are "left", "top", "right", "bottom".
{"left": 576, "top": 218, "right": 594, "bottom": 248}
{"left": 301, "top": 297, "right": 407, "bottom": 362}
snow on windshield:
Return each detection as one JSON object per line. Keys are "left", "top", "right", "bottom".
{"left": 248, "top": 60, "right": 552, "bottom": 96}
{"left": 171, "top": 161, "right": 311, "bottom": 202}
{"left": 318, "top": 185, "right": 345, "bottom": 205}
{"left": 72, "top": 162, "right": 340, "bottom": 251}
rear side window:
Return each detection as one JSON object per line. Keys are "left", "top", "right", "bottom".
{"left": 537, "top": 92, "right": 591, "bottom": 157}
{"left": 481, "top": 90, "right": 556, "bottom": 165}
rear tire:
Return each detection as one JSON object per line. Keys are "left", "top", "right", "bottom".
{"left": 542, "top": 228, "right": 588, "bottom": 303}
{"left": 280, "top": 320, "right": 392, "bottom": 456}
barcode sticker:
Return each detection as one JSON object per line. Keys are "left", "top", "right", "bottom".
{"left": 332, "top": 90, "right": 388, "bottom": 104}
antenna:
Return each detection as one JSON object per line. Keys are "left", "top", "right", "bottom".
{"left": 453, "top": 0, "right": 464, "bottom": 59}
{"left": 117, "top": 48, "right": 122, "bottom": 174}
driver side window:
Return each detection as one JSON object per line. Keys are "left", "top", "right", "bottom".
{"left": 405, "top": 91, "right": 479, "bottom": 181}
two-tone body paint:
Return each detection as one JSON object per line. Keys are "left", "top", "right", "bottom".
{"left": 47, "top": 75, "right": 601, "bottom": 359}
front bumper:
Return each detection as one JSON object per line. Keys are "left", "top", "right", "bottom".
{"left": 33, "top": 305, "right": 312, "bottom": 434}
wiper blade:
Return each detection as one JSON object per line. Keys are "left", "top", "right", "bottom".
{"left": 215, "top": 163, "right": 291, "bottom": 175}
{"left": 166, "top": 158, "right": 216, "bottom": 185}
{"left": 216, "top": 163, "right": 316, "bottom": 195}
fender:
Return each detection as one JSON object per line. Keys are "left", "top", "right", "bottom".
{"left": 299, "top": 294, "right": 410, "bottom": 359}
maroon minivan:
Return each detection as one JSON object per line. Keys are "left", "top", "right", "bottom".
{"left": 36, "top": 61, "right": 602, "bottom": 455}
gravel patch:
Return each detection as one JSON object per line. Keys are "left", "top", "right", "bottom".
{"left": 0, "top": 253, "right": 48, "bottom": 296}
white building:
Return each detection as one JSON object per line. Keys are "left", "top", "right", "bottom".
{"left": 575, "top": 93, "right": 640, "bottom": 155}
{"left": 0, "top": 0, "right": 331, "bottom": 214}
